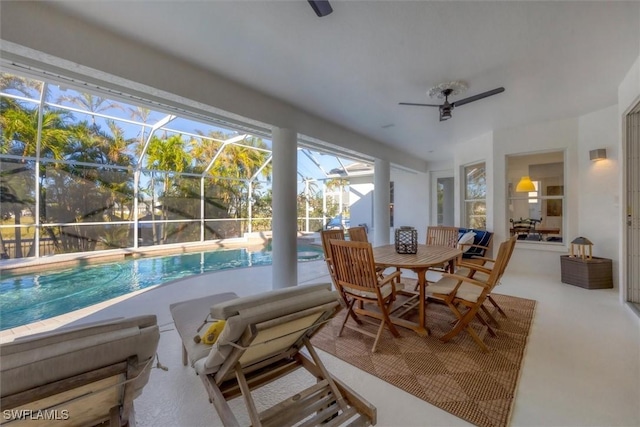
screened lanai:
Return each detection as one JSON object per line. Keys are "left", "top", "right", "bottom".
{"left": 0, "top": 71, "right": 370, "bottom": 259}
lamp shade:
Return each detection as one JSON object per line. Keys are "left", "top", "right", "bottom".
{"left": 589, "top": 149, "right": 607, "bottom": 161}
{"left": 516, "top": 176, "right": 536, "bottom": 192}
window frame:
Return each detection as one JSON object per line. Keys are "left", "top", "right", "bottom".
{"left": 462, "top": 162, "right": 487, "bottom": 230}
{"left": 506, "top": 151, "right": 566, "bottom": 246}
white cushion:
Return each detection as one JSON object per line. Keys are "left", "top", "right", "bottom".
{"left": 426, "top": 276, "right": 484, "bottom": 303}
{"left": 344, "top": 281, "right": 404, "bottom": 300}
{"left": 426, "top": 276, "right": 460, "bottom": 295}
{"left": 457, "top": 231, "right": 476, "bottom": 252}
{"left": 455, "top": 282, "right": 484, "bottom": 303}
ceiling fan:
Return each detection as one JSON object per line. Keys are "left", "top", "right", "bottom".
{"left": 399, "top": 82, "right": 505, "bottom": 122}
{"left": 308, "top": 0, "right": 333, "bottom": 17}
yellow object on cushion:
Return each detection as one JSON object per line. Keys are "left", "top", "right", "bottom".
{"left": 201, "top": 320, "right": 226, "bottom": 345}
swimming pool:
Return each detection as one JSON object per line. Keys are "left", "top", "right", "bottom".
{"left": 0, "top": 245, "right": 324, "bottom": 331}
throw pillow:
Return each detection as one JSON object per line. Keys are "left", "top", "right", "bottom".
{"left": 457, "top": 231, "right": 476, "bottom": 252}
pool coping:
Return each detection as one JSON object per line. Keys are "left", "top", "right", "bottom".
{"left": 0, "top": 234, "right": 322, "bottom": 275}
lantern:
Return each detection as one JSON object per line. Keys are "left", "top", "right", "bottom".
{"left": 570, "top": 236, "right": 593, "bottom": 260}
{"left": 395, "top": 226, "right": 418, "bottom": 254}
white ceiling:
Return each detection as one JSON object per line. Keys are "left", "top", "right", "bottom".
{"left": 51, "top": 1, "right": 639, "bottom": 163}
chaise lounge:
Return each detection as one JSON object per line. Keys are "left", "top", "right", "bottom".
{"left": 169, "top": 283, "right": 377, "bottom": 426}
{"left": 0, "top": 315, "right": 160, "bottom": 426}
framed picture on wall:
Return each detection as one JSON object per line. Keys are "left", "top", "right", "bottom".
{"left": 546, "top": 185, "right": 563, "bottom": 216}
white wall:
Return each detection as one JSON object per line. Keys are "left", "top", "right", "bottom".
{"left": 348, "top": 176, "right": 374, "bottom": 232}
{"left": 577, "top": 106, "right": 620, "bottom": 281}
{"left": 347, "top": 169, "right": 429, "bottom": 244}
{"left": 453, "top": 132, "right": 494, "bottom": 230}
{"left": 391, "top": 169, "right": 429, "bottom": 244}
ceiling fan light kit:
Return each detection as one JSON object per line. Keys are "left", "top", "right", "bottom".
{"left": 400, "top": 82, "right": 505, "bottom": 122}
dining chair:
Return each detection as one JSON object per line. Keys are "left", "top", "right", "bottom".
{"left": 320, "top": 228, "right": 346, "bottom": 273}
{"left": 422, "top": 226, "right": 461, "bottom": 287}
{"left": 329, "top": 239, "right": 404, "bottom": 352}
{"left": 347, "top": 226, "right": 368, "bottom": 242}
{"left": 320, "top": 229, "right": 364, "bottom": 325}
{"left": 426, "top": 225, "right": 460, "bottom": 248}
{"left": 426, "top": 237, "right": 515, "bottom": 351}
{"left": 455, "top": 235, "right": 517, "bottom": 327}
{"left": 348, "top": 225, "right": 392, "bottom": 280}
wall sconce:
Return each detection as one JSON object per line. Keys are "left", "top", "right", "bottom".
{"left": 516, "top": 176, "right": 536, "bottom": 192}
{"left": 589, "top": 148, "right": 607, "bottom": 161}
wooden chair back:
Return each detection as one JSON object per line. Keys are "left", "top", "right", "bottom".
{"left": 329, "top": 240, "right": 379, "bottom": 294}
{"left": 348, "top": 226, "right": 369, "bottom": 242}
{"left": 320, "top": 229, "right": 345, "bottom": 263}
{"left": 480, "top": 236, "right": 516, "bottom": 292}
{"left": 427, "top": 226, "right": 459, "bottom": 247}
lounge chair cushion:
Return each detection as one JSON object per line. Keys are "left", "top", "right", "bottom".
{"left": 209, "top": 284, "right": 334, "bottom": 320}
{"left": 170, "top": 292, "right": 239, "bottom": 367}
{"left": 196, "top": 284, "right": 336, "bottom": 375}
{"left": 0, "top": 315, "right": 159, "bottom": 398}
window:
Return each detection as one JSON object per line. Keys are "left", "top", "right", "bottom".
{"left": 507, "top": 152, "right": 564, "bottom": 243}
{"left": 436, "top": 176, "right": 454, "bottom": 226}
{"left": 463, "top": 163, "right": 486, "bottom": 229}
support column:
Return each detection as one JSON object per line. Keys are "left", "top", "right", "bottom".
{"left": 271, "top": 127, "right": 298, "bottom": 288}
{"left": 373, "top": 159, "right": 391, "bottom": 246}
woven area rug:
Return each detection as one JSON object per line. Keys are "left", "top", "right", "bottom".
{"left": 311, "top": 293, "right": 536, "bottom": 427}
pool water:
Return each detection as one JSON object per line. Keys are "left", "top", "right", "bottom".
{"left": 0, "top": 245, "right": 323, "bottom": 331}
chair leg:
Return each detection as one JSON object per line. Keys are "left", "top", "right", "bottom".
{"left": 487, "top": 295, "right": 507, "bottom": 318}
{"left": 371, "top": 321, "right": 386, "bottom": 353}
{"left": 235, "top": 365, "right": 261, "bottom": 427}
{"left": 340, "top": 292, "right": 363, "bottom": 325}
{"left": 338, "top": 299, "right": 358, "bottom": 337}
{"left": 475, "top": 312, "right": 497, "bottom": 337}
{"left": 465, "top": 324, "right": 490, "bottom": 352}
{"left": 381, "top": 301, "right": 401, "bottom": 338}
{"left": 480, "top": 304, "right": 500, "bottom": 328}
{"left": 440, "top": 305, "right": 479, "bottom": 344}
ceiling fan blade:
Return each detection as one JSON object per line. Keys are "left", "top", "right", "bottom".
{"left": 451, "top": 87, "right": 505, "bottom": 108}
{"left": 308, "top": 0, "right": 333, "bottom": 17}
{"left": 399, "top": 102, "right": 441, "bottom": 107}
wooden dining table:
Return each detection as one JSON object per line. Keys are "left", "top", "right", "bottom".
{"left": 372, "top": 244, "right": 462, "bottom": 336}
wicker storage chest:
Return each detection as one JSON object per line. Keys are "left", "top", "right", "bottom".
{"left": 560, "top": 255, "right": 613, "bottom": 289}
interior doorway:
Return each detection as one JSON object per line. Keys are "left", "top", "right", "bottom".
{"left": 431, "top": 172, "right": 455, "bottom": 226}
{"left": 626, "top": 103, "right": 640, "bottom": 308}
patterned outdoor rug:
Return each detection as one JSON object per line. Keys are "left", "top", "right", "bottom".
{"left": 311, "top": 293, "right": 536, "bottom": 427}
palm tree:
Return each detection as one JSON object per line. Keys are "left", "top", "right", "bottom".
{"left": 144, "top": 134, "right": 192, "bottom": 243}
{"left": 128, "top": 107, "right": 152, "bottom": 164}
{"left": 56, "top": 92, "right": 123, "bottom": 127}
{"left": 0, "top": 72, "right": 48, "bottom": 100}
{"left": 0, "top": 97, "right": 73, "bottom": 257}
{"left": 204, "top": 135, "right": 272, "bottom": 234}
